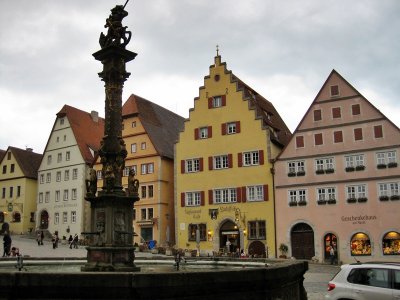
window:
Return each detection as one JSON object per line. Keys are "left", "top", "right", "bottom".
{"left": 287, "top": 160, "right": 305, "bottom": 175}
{"left": 17, "top": 186, "right": 21, "bottom": 197}
{"left": 354, "top": 128, "right": 363, "bottom": 141}
{"left": 332, "top": 107, "right": 341, "bottom": 118}
{"left": 208, "top": 95, "right": 226, "bottom": 109}
{"left": 46, "top": 173, "right": 51, "bottom": 183}
{"left": 63, "top": 135, "right": 66, "bottom": 141}
{"left": 313, "top": 109, "right": 322, "bottom": 121}
{"left": 148, "top": 185, "right": 154, "bottom": 198}
{"left": 333, "top": 130, "right": 343, "bottom": 143}
{"left": 131, "top": 143, "right": 137, "bottom": 153}
{"left": 10, "top": 164, "right": 15, "bottom": 173}
{"left": 188, "top": 224, "right": 207, "bottom": 241}
{"left": 382, "top": 231, "right": 400, "bottom": 255}
{"left": 71, "top": 211, "right": 76, "bottom": 223}
{"left": 376, "top": 150, "right": 397, "bottom": 168}
{"left": 186, "top": 192, "right": 201, "bottom": 206}
{"left": 40, "top": 174, "right": 44, "bottom": 184}
{"left": 141, "top": 186, "right": 147, "bottom": 198}
{"left": 63, "top": 190, "right": 69, "bottom": 201}
{"left": 148, "top": 208, "right": 153, "bottom": 220}
{"left": 213, "top": 155, "right": 229, "bottom": 169}
{"left": 346, "top": 184, "right": 367, "bottom": 200}
{"left": 141, "top": 208, "right": 146, "bottom": 220}
{"left": 288, "top": 189, "right": 306, "bottom": 205}
{"left": 378, "top": 182, "right": 399, "bottom": 198}
{"left": 47, "top": 155, "right": 52, "bottom": 165}
{"left": 296, "top": 136, "right": 304, "bottom": 148}
{"left": 141, "top": 163, "right": 154, "bottom": 174}
{"left": 1, "top": 188, "right": 5, "bottom": 199}
{"left": 350, "top": 232, "right": 371, "bottom": 256}
{"left": 2, "top": 165, "right": 6, "bottom": 174}
{"left": 45, "top": 191, "right": 50, "bottom": 203}
{"left": 243, "top": 151, "right": 260, "bottom": 166}
{"left": 55, "top": 190, "right": 60, "bottom": 202}
{"left": 213, "top": 96, "right": 222, "bottom": 107}
{"left": 63, "top": 212, "right": 68, "bottom": 224}
{"left": 132, "top": 121, "right": 136, "bottom": 128}
{"left": 248, "top": 221, "right": 266, "bottom": 240}
{"left": 60, "top": 118, "right": 64, "bottom": 125}
{"left": 64, "top": 170, "right": 70, "bottom": 181}
{"left": 38, "top": 193, "right": 43, "bottom": 203}
{"left": 222, "top": 121, "right": 240, "bottom": 135}
{"left": 66, "top": 151, "right": 70, "bottom": 161}
{"left": 345, "top": 154, "right": 365, "bottom": 169}
{"left": 317, "top": 187, "right": 336, "bottom": 201}
{"left": 247, "top": 186, "right": 264, "bottom": 201}
{"left": 9, "top": 187, "right": 13, "bottom": 198}
{"left": 184, "top": 158, "right": 201, "bottom": 173}
{"left": 56, "top": 171, "right": 61, "bottom": 182}
{"left": 7, "top": 152, "right": 11, "bottom": 160}
{"left": 330, "top": 85, "right": 339, "bottom": 97}
{"left": 200, "top": 127, "right": 209, "bottom": 139}
{"left": 141, "top": 142, "right": 146, "bottom": 150}
{"left": 72, "top": 168, "right": 78, "bottom": 180}
{"left": 314, "top": 133, "right": 323, "bottom": 145}
{"left": 72, "top": 188, "right": 77, "bottom": 200}
{"left": 348, "top": 268, "right": 389, "bottom": 287}
{"left": 54, "top": 213, "right": 59, "bottom": 225}
{"left": 57, "top": 153, "right": 62, "bottom": 163}
{"left": 315, "top": 157, "right": 334, "bottom": 172}
{"left": 352, "top": 104, "right": 361, "bottom": 115}
{"left": 214, "top": 188, "right": 237, "bottom": 204}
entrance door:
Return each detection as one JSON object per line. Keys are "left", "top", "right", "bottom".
{"left": 291, "top": 223, "right": 315, "bottom": 259}
{"left": 219, "top": 220, "right": 240, "bottom": 253}
{"left": 324, "top": 233, "right": 338, "bottom": 261}
{"left": 40, "top": 211, "right": 49, "bottom": 229}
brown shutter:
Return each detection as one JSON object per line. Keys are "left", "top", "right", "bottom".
{"left": 228, "top": 154, "right": 233, "bottom": 168}
{"left": 332, "top": 107, "right": 341, "bottom": 118}
{"left": 259, "top": 150, "right": 264, "bottom": 165}
{"left": 352, "top": 104, "right": 360, "bottom": 115}
{"left": 221, "top": 123, "right": 227, "bottom": 135}
{"left": 200, "top": 191, "right": 205, "bottom": 206}
{"left": 263, "top": 185, "right": 269, "bottom": 201}
{"left": 236, "top": 121, "right": 241, "bottom": 133}
{"left": 181, "top": 193, "right": 185, "bottom": 207}
{"left": 374, "top": 125, "right": 383, "bottom": 138}
{"left": 241, "top": 186, "right": 247, "bottom": 203}
{"left": 354, "top": 128, "right": 363, "bottom": 141}
{"left": 208, "top": 156, "right": 213, "bottom": 170}
{"left": 333, "top": 131, "right": 343, "bottom": 143}
{"left": 194, "top": 128, "right": 199, "bottom": 140}
{"left": 238, "top": 153, "right": 243, "bottom": 167}
{"left": 314, "top": 133, "right": 323, "bottom": 145}
{"left": 313, "top": 109, "right": 322, "bottom": 121}
{"left": 208, "top": 126, "right": 212, "bottom": 138}
{"left": 181, "top": 160, "right": 185, "bottom": 174}
{"left": 236, "top": 187, "right": 242, "bottom": 203}
{"left": 208, "top": 97, "right": 213, "bottom": 109}
{"left": 296, "top": 136, "right": 304, "bottom": 148}
{"left": 208, "top": 190, "right": 213, "bottom": 205}
{"left": 199, "top": 157, "right": 204, "bottom": 171}
{"left": 221, "top": 95, "right": 226, "bottom": 106}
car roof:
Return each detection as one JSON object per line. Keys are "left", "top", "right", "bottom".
{"left": 348, "top": 262, "right": 400, "bottom": 267}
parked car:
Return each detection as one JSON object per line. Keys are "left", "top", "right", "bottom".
{"left": 325, "top": 262, "right": 400, "bottom": 300}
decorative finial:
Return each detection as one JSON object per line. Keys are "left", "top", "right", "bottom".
{"left": 216, "top": 44, "right": 219, "bottom": 56}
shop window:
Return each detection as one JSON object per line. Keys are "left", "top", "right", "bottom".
{"left": 248, "top": 221, "right": 266, "bottom": 240}
{"left": 188, "top": 224, "right": 206, "bottom": 241}
{"left": 382, "top": 231, "right": 400, "bottom": 255}
{"left": 351, "top": 232, "right": 371, "bottom": 256}
{"left": 13, "top": 212, "right": 21, "bottom": 223}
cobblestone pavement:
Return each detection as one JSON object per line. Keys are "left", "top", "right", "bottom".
{"left": 304, "top": 263, "right": 340, "bottom": 300}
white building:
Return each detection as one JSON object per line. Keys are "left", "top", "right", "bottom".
{"left": 36, "top": 105, "right": 104, "bottom": 239}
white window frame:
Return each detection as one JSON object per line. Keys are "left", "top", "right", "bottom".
{"left": 63, "top": 212, "right": 68, "bottom": 224}
{"left": 214, "top": 188, "right": 237, "bottom": 204}
{"left": 315, "top": 157, "right": 334, "bottom": 171}
{"left": 346, "top": 184, "right": 367, "bottom": 199}
{"left": 55, "top": 190, "right": 60, "bottom": 202}
{"left": 186, "top": 159, "right": 200, "bottom": 173}
{"left": 214, "top": 155, "right": 229, "bottom": 169}
{"left": 46, "top": 173, "right": 51, "bottom": 183}
{"left": 56, "top": 171, "right": 61, "bottom": 182}
{"left": 243, "top": 151, "right": 259, "bottom": 166}
{"left": 199, "top": 127, "right": 208, "bottom": 139}
{"left": 72, "top": 188, "right": 77, "bottom": 200}
{"left": 141, "top": 142, "right": 146, "bottom": 150}
{"left": 54, "top": 213, "right": 59, "bottom": 225}
{"left": 378, "top": 182, "right": 399, "bottom": 197}
{"left": 40, "top": 174, "right": 44, "bottom": 184}
{"left": 212, "top": 96, "right": 222, "bottom": 108}
{"left": 45, "top": 192, "right": 50, "bottom": 203}
{"left": 57, "top": 153, "right": 62, "bottom": 163}
{"left": 131, "top": 143, "right": 137, "bottom": 153}
{"left": 376, "top": 150, "right": 397, "bottom": 165}
{"left": 247, "top": 185, "right": 264, "bottom": 202}
{"left": 66, "top": 151, "right": 70, "bottom": 161}
{"left": 72, "top": 168, "right": 78, "bottom": 180}
{"left": 227, "top": 122, "right": 237, "bottom": 134}
{"left": 47, "top": 155, "right": 52, "bottom": 165}
{"left": 317, "top": 187, "right": 336, "bottom": 201}
{"left": 38, "top": 193, "right": 43, "bottom": 203}
{"left": 345, "top": 154, "right": 365, "bottom": 168}
{"left": 186, "top": 192, "right": 201, "bottom": 206}
{"left": 63, "top": 189, "right": 69, "bottom": 201}
{"left": 288, "top": 161, "right": 305, "bottom": 173}
{"left": 71, "top": 211, "right": 76, "bottom": 224}
{"left": 64, "top": 170, "right": 70, "bottom": 181}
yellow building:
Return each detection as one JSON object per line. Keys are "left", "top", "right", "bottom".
{"left": 0, "top": 147, "right": 42, "bottom": 234}
{"left": 175, "top": 54, "right": 291, "bottom": 257}
{"left": 94, "top": 94, "right": 185, "bottom": 247}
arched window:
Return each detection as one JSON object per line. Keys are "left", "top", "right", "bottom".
{"left": 382, "top": 231, "right": 400, "bottom": 255}
{"left": 350, "top": 232, "right": 371, "bottom": 256}
{"left": 13, "top": 212, "right": 21, "bottom": 223}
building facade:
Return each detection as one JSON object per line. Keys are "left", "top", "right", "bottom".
{"left": 36, "top": 105, "right": 104, "bottom": 238}
{"left": 94, "top": 94, "right": 185, "bottom": 247}
{"left": 175, "top": 55, "right": 290, "bottom": 257}
{"left": 274, "top": 70, "right": 400, "bottom": 263}
{"left": 0, "top": 147, "right": 42, "bottom": 234}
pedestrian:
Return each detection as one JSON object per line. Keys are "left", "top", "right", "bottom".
{"left": 329, "top": 246, "right": 335, "bottom": 265}
{"left": 52, "top": 233, "right": 59, "bottom": 249}
{"left": 73, "top": 234, "right": 79, "bottom": 249}
{"left": 68, "top": 235, "right": 73, "bottom": 249}
{"left": 2, "top": 231, "right": 12, "bottom": 257}
{"left": 37, "top": 232, "right": 41, "bottom": 246}
{"left": 226, "top": 239, "right": 231, "bottom": 253}
{"left": 40, "top": 231, "right": 44, "bottom": 245}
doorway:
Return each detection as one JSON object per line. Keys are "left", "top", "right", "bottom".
{"left": 40, "top": 211, "right": 49, "bottom": 229}
{"left": 324, "top": 233, "right": 338, "bottom": 261}
{"left": 219, "top": 220, "right": 240, "bottom": 253}
{"left": 291, "top": 222, "right": 315, "bottom": 259}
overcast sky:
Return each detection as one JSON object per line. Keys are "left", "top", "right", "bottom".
{"left": 1, "top": 0, "right": 399, "bottom": 153}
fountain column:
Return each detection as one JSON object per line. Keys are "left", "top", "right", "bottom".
{"left": 82, "top": 3, "right": 140, "bottom": 272}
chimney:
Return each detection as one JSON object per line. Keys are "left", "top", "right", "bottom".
{"left": 91, "top": 110, "right": 99, "bottom": 122}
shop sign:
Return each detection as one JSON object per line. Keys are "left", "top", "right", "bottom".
{"left": 185, "top": 208, "right": 201, "bottom": 219}
{"left": 341, "top": 215, "right": 377, "bottom": 225}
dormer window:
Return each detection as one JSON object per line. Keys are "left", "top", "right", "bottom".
{"left": 60, "top": 118, "right": 65, "bottom": 125}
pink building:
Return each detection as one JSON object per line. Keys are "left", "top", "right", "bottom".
{"left": 274, "top": 70, "right": 400, "bottom": 264}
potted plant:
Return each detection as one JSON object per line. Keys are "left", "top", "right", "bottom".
{"left": 347, "top": 198, "right": 357, "bottom": 203}
{"left": 379, "top": 195, "right": 389, "bottom": 201}
{"left": 296, "top": 171, "right": 305, "bottom": 176}
{"left": 287, "top": 172, "right": 296, "bottom": 177}
{"left": 289, "top": 201, "right": 298, "bottom": 207}
{"left": 317, "top": 200, "right": 327, "bottom": 205}
{"left": 279, "top": 243, "right": 289, "bottom": 259}
{"left": 325, "top": 168, "right": 335, "bottom": 174}
{"left": 316, "top": 169, "right": 325, "bottom": 174}
{"left": 388, "top": 162, "right": 398, "bottom": 168}
{"left": 345, "top": 166, "right": 355, "bottom": 172}
{"left": 357, "top": 197, "right": 368, "bottom": 203}
{"left": 390, "top": 195, "right": 400, "bottom": 200}
{"left": 298, "top": 200, "right": 307, "bottom": 206}
{"left": 377, "top": 164, "right": 387, "bottom": 169}
{"left": 355, "top": 165, "right": 365, "bottom": 171}
{"left": 327, "top": 199, "right": 337, "bottom": 204}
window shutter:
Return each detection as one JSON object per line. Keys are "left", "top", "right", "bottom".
{"left": 221, "top": 123, "right": 227, "bottom": 135}
{"left": 259, "top": 150, "right": 264, "bottom": 165}
{"left": 181, "top": 160, "right": 185, "bottom": 174}
{"left": 194, "top": 128, "right": 199, "bottom": 140}
{"left": 314, "top": 133, "right": 323, "bottom": 145}
{"left": 313, "top": 109, "right": 322, "bottom": 121}
{"left": 296, "top": 136, "right": 304, "bottom": 148}
{"left": 228, "top": 154, "right": 233, "bottom": 168}
{"left": 352, "top": 104, "right": 360, "bottom": 115}
{"left": 332, "top": 107, "right": 341, "bottom": 118}
{"left": 181, "top": 193, "right": 185, "bottom": 207}
{"left": 333, "top": 131, "right": 343, "bottom": 143}
{"left": 263, "top": 185, "right": 269, "bottom": 201}
{"left": 208, "top": 156, "right": 213, "bottom": 170}
{"left": 236, "top": 121, "right": 241, "bottom": 133}
{"left": 354, "top": 128, "right": 363, "bottom": 141}
{"left": 238, "top": 153, "right": 243, "bottom": 167}
{"left": 200, "top": 191, "right": 205, "bottom": 206}
{"left": 221, "top": 95, "right": 226, "bottom": 106}
{"left": 199, "top": 157, "right": 204, "bottom": 171}
{"left": 208, "top": 97, "right": 213, "bottom": 109}
{"left": 241, "top": 186, "right": 247, "bottom": 203}
{"left": 208, "top": 126, "right": 212, "bottom": 138}
{"left": 236, "top": 187, "right": 242, "bottom": 203}
{"left": 374, "top": 125, "right": 383, "bottom": 138}
{"left": 208, "top": 190, "right": 213, "bottom": 205}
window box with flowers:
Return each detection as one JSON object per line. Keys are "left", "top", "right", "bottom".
{"left": 327, "top": 199, "right": 337, "bottom": 204}
{"left": 325, "top": 168, "right": 335, "bottom": 174}
{"left": 388, "top": 162, "right": 398, "bottom": 168}
{"left": 287, "top": 172, "right": 296, "bottom": 177}
{"left": 289, "top": 201, "right": 298, "bottom": 207}
{"left": 296, "top": 171, "right": 305, "bottom": 176}
{"left": 379, "top": 195, "right": 389, "bottom": 201}
{"left": 316, "top": 169, "right": 325, "bottom": 175}
{"left": 298, "top": 200, "right": 307, "bottom": 206}
{"left": 347, "top": 198, "right": 357, "bottom": 203}
{"left": 355, "top": 165, "right": 365, "bottom": 171}
{"left": 317, "top": 200, "right": 327, "bottom": 205}
{"left": 390, "top": 195, "right": 400, "bottom": 201}
{"left": 377, "top": 164, "right": 387, "bottom": 169}
{"left": 345, "top": 166, "right": 355, "bottom": 172}
{"left": 357, "top": 197, "right": 368, "bottom": 203}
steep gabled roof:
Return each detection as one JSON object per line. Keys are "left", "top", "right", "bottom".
{"left": 231, "top": 73, "right": 292, "bottom": 147}
{"left": 0, "top": 149, "right": 5, "bottom": 161}
{"left": 122, "top": 94, "right": 185, "bottom": 159}
{"left": 57, "top": 105, "right": 105, "bottom": 164}
{"left": 6, "top": 146, "right": 42, "bottom": 179}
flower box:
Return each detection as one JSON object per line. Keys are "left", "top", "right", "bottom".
{"left": 355, "top": 165, "right": 365, "bottom": 171}
{"left": 296, "top": 171, "right": 305, "bottom": 176}
{"left": 316, "top": 169, "right": 325, "bottom": 175}
{"left": 327, "top": 199, "right": 337, "bottom": 204}
{"left": 287, "top": 172, "right": 296, "bottom": 177}
{"left": 379, "top": 195, "right": 389, "bottom": 201}
{"left": 357, "top": 197, "right": 368, "bottom": 203}
{"left": 377, "top": 164, "right": 387, "bottom": 169}
{"left": 347, "top": 198, "right": 357, "bottom": 203}
{"left": 390, "top": 195, "right": 400, "bottom": 200}
{"left": 298, "top": 201, "right": 307, "bottom": 206}
{"left": 345, "top": 166, "right": 355, "bottom": 172}
{"left": 289, "top": 201, "right": 298, "bottom": 207}
{"left": 388, "top": 162, "right": 398, "bottom": 168}
{"left": 325, "top": 168, "right": 335, "bottom": 174}
{"left": 317, "top": 200, "right": 327, "bottom": 205}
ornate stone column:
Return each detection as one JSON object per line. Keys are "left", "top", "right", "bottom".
{"left": 82, "top": 4, "right": 140, "bottom": 272}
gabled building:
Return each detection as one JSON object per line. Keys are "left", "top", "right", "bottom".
{"left": 36, "top": 105, "right": 104, "bottom": 238}
{"left": 175, "top": 54, "right": 291, "bottom": 257}
{"left": 274, "top": 70, "right": 400, "bottom": 263}
{"left": 0, "top": 146, "right": 42, "bottom": 234}
{"left": 94, "top": 94, "right": 185, "bottom": 246}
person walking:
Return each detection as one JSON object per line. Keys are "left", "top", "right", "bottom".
{"left": 2, "top": 231, "right": 12, "bottom": 257}
{"left": 329, "top": 246, "right": 336, "bottom": 265}
{"left": 73, "top": 234, "right": 79, "bottom": 249}
{"left": 68, "top": 235, "right": 73, "bottom": 249}
{"left": 37, "top": 232, "right": 41, "bottom": 246}
{"left": 40, "top": 231, "right": 44, "bottom": 245}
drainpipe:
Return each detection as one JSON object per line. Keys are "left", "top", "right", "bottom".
{"left": 271, "top": 161, "right": 277, "bottom": 258}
